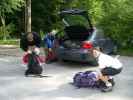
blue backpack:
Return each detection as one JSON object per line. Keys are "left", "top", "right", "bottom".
{"left": 73, "top": 71, "right": 99, "bottom": 88}
{"left": 43, "top": 34, "right": 55, "bottom": 48}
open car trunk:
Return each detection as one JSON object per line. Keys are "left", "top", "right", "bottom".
{"left": 62, "top": 25, "right": 90, "bottom": 49}
{"left": 59, "top": 9, "right": 93, "bottom": 49}
{"left": 64, "top": 25, "right": 90, "bottom": 41}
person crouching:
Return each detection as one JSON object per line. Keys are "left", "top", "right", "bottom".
{"left": 90, "top": 48, "right": 123, "bottom": 92}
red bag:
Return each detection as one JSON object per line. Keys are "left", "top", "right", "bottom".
{"left": 22, "top": 53, "right": 29, "bottom": 64}
{"left": 45, "top": 51, "right": 56, "bottom": 62}
{"left": 22, "top": 53, "right": 45, "bottom": 64}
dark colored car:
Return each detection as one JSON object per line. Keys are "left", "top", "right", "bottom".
{"left": 55, "top": 9, "right": 116, "bottom": 65}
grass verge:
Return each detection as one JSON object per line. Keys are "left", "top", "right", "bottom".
{"left": 118, "top": 47, "right": 133, "bottom": 56}
{"left": 0, "top": 39, "right": 19, "bottom": 45}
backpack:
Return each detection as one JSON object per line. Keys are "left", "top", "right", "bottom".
{"left": 25, "top": 52, "right": 43, "bottom": 76}
{"left": 43, "top": 34, "right": 55, "bottom": 48}
{"left": 73, "top": 71, "right": 100, "bottom": 88}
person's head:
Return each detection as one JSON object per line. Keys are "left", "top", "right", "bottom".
{"left": 90, "top": 47, "right": 101, "bottom": 58}
{"left": 27, "top": 32, "right": 34, "bottom": 41}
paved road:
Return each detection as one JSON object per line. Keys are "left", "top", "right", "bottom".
{"left": 0, "top": 48, "right": 133, "bottom": 100}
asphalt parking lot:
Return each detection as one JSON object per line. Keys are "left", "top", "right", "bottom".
{"left": 0, "top": 48, "right": 133, "bottom": 100}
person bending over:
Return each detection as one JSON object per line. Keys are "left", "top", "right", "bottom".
{"left": 90, "top": 48, "right": 123, "bottom": 91}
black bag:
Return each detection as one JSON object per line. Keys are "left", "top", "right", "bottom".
{"left": 25, "top": 52, "right": 43, "bottom": 76}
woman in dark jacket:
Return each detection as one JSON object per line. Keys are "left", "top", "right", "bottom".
{"left": 20, "top": 32, "right": 41, "bottom": 54}
{"left": 20, "top": 32, "right": 43, "bottom": 76}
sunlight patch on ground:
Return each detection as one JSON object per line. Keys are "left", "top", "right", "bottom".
{"left": 0, "top": 58, "right": 10, "bottom": 62}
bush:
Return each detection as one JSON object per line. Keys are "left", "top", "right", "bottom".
{"left": 98, "top": 0, "right": 133, "bottom": 48}
{"left": 0, "top": 23, "right": 16, "bottom": 40}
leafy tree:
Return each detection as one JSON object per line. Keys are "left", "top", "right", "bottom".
{"left": 66, "top": 0, "right": 133, "bottom": 48}
{"left": 2, "top": 0, "right": 132, "bottom": 49}
{"left": 32, "top": 0, "right": 62, "bottom": 33}
{"left": 99, "top": 0, "right": 133, "bottom": 48}
{"left": 0, "top": 0, "right": 24, "bottom": 40}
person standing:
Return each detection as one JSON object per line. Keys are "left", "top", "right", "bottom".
{"left": 43, "top": 30, "right": 57, "bottom": 63}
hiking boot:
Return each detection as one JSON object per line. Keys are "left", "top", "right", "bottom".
{"left": 108, "top": 78, "right": 115, "bottom": 86}
{"left": 100, "top": 81, "right": 113, "bottom": 92}
{"left": 101, "top": 86, "right": 113, "bottom": 92}
{"left": 106, "top": 81, "right": 112, "bottom": 87}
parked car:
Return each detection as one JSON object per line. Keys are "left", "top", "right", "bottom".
{"left": 55, "top": 9, "right": 116, "bottom": 65}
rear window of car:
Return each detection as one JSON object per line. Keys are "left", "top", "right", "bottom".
{"left": 63, "top": 15, "right": 90, "bottom": 29}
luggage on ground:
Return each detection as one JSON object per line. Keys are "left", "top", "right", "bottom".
{"left": 73, "top": 70, "right": 115, "bottom": 92}
{"left": 73, "top": 71, "right": 100, "bottom": 88}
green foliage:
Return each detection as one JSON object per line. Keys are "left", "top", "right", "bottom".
{"left": 66, "top": 0, "right": 133, "bottom": 48}
{"left": 118, "top": 47, "right": 133, "bottom": 56}
{"left": 98, "top": 0, "right": 133, "bottom": 48}
{"left": 32, "top": 0, "right": 61, "bottom": 33}
{"left": 0, "top": 23, "right": 16, "bottom": 39}
{"left": 0, "top": 0, "right": 24, "bottom": 16}
{"left": 0, "top": 0, "right": 24, "bottom": 40}
{"left": 0, "top": 0, "right": 132, "bottom": 50}
{"left": 0, "top": 39, "right": 19, "bottom": 45}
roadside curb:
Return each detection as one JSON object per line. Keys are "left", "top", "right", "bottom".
{"left": 0, "top": 45, "right": 19, "bottom": 49}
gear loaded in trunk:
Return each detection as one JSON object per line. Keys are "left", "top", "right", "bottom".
{"left": 64, "top": 25, "right": 90, "bottom": 41}
{"left": 62, "top": 25, "right": 91, "bottom": 48}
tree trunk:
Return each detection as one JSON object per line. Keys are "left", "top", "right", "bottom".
{"left": 0, "top": 16, "right": 7, "bottom": 40}
{"left": 25, "top": 0, "right": 31, "bottom": 33}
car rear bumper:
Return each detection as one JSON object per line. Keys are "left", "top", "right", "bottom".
{"left": 55, "top": 47, "right": 96, "bottom": 62}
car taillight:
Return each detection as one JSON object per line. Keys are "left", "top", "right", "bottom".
{"left": 82, "top": 41, "right": 93, "bottom": 49}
